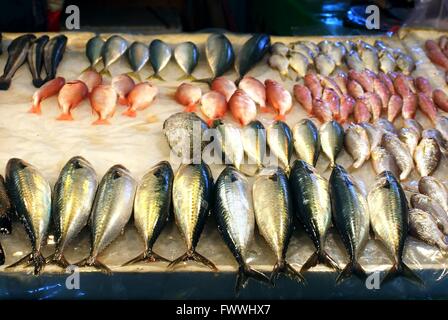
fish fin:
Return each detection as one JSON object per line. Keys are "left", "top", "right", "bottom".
{"left": 235, "top": 264, "right": 271, "bottom": 293}
{"left": 185, "top": 104, "right": 197, "bottom": 112}
{"left": 382, "top": 262, "right": 424, "bottom": 287}
{"left": 274, "top": 114, "right": 286, "bottom": 121}
{"left": 192, "top": 78, "right": 212, "bottom": 87}
{"left": 6, "top": 253, "right": 32, "bottom": 269}
{"left": 147, "top": 73, "right": 165, "bottom": 81}
{"left": 126, "top": 71, "right": 141, "bottom": 82}
{"left": 270, "top": 260, "right": 306, "bottom": 286}
{"left": 45, "top": 252, "right": 70, "bottom": 269}
{"left": 56, "top": 113, "right": 74, "bottom": 121}
{"left": 80, "top": 66, "right": 91, "bottom": 74}
{"left": 28, "top": 104, "right": 42, "bottom": 115}
{"left": 100, "top": 68, "right": 112, "bottom": 78}
{"left": 301, "top": 250, "right": 341, "bottom": 273}
{"left": 32, "top": 78, "right": 45, "bottom": 88}
{"left": 168, "top": 250, "right": 218, "bottom": 271}
{"left": 122, "top": 250, "right": 171, "bottom": 266}
{"left": 92, "top": 118, "right": 110, "bottom": 125}
{"left": 122, "top": 108, "right": 137, "bottom": 117}
{"left": 0, "top": 215, "right": 12, "bottom": 235}
{"left": 0, "top": 77, "right": 11, "bottom": 91}
{"left": 177, "top": 74, "right": 197, "bottom": 82}
{"left": 75, "top": 256, "right": 112, "bottom": 275}
{"left": 336, "top": 260, "right": 367, "bottom": 284}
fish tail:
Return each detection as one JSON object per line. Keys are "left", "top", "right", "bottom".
{"left": 168, "top": 250, "right": 218, "bottom": 271}
{"left": 270, "top": 260, "right": 306, "bottom": 286}
{"left": 235, "top": 264, "right": 270, "bottom": 293}
{"left": 147, "top": 73, "right": 165, "bottom": 81}
{"left": 126, "top": 71, "right": 141, "bottom": 82}
{"left": 301, "top": 250, "right": 341, "bottom": 274}
{"left": 6, "top": 252, "right": 32, "bottom": 270}
{"left": 184, "top": 104, "right": 197, "bottom": 112}
{"left": 45, "top": 252, "right": 70, "bottom": 269}
{"left": 0, "top": 77, "right": 11, "bottom": 91}
{"left": 100, "top": 68, "right": 112, "bottom": 78}
{"left": 336, "top": 260, "right": 367, "bottom": 284}
{"left": 56, "top": 112, "right": 74, "bottom": 121}
{"left": 75, "top": 256, "right": 112, "bottom": 275}
{"left": 274, "top": 114, "right": 286, "bottom": 121}
{"left": 0, "top": 215, "right": 12, "bottom": 235}
{"left": 122, "top": 250, "right": 171, "bottom": 266}
{"left": 32, "top": 78, "right": 45, "bottom": 88}
{"left": 192, "top": 77, "right": 212, "bottom": 87}
{"left": 28, "top": 103, "right": 42, "bottom": 115}
{"left": 92, "top": 118, "right": 111, "bottom": 125}
{"left": 177, "top": 74, "right": 197, "bottom": 82}
{"left": 382, "top": 262, "right": 424, "bottom": 287}
{"left": 122, "top": 108, "right": 137, "bottom": 118}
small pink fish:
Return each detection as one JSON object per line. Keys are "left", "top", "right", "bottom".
{"left": 333, "top": 71, "right": 348, "bottom": 95}
{"left": 363, "top": 92, "right": 382, "bottom": 121}
{"left": 304, "top": 73, "right": 322, "bottom": 99}
{"left": 265, "top": 79, "right": 292, "bottom": 121}
{"left": 90, "top": 84, "right": 118, "bottom": 125}
{"left": 354, "top": 99, "right": 371, "bottom": 123}
{"left": 228, "top": 89, "right": 257, "bottom": 126}
{"left": 175, "top": 83, "right": 202, "bottom": 112}
{"left": 293, "top": 84, "right": 313, "bottom": 114}
{"left": 78, "top": 70, "right": 102, "bottom": 93}
{"left": 433, "top": 89, "right": 448, "bottom": 112}
{"left": 339, "top": 95, "right": 355, "bottom": 123}
{"left": 347, "top": 79, "right": 364, "bottom": 99}
{"left": 322, "top": 87, "right": 340, "bottom": 120}
{"left": 238, "top": 76, "right": 266, "bottom": 111}
{"left": 402, "top": 93, "right": 418, "bottom": 120}
{"left": 312, "top": 98, "right": 332, "bottom": 123}
{"left": 418, "top": 92, "right": 438, "bottom": 123}
{"left": 211, "top": 77, "right": 237, "bottom": 102}
{"left": 320, "top": 76, "right": 343, "bottom": 97}
{"left": 415, "top": 76, "right": 433, "bottom": 96}
{"left": 29, "top": 77, "right": 65, "bottom": 114}
{"left": 57, "top": 80, "right": 88, "bottom": 121}
{"left": 393, "top": 73, "right": 413, "bottom": 98}
{"left": 123, "top": 82, "right": 158, "bottom": 117}
{"left": 348, "top": 70, "right": 373, "bottom": 92}
{"left": 111, "top": 74, "right": 135, "bottom": 105}
{"left": 426, "top": 40, "right": 448, "bottom": 70}
{"left": 373, "top": 77, "right": 390, "bottom": 110}
{"left": 378, "top": 72, "right": 395, "bottom": 94}
{"left": 387, "top": 94, "right": 402, "bottom": 122}
{"left": 200, "top": 91, "right": 227, "bottom": 126}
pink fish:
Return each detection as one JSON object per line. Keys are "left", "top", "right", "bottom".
{"left": 322, "top": 87, "right": 340, "bottom": 120}
{"left": 387, "top": 94, "right": 402, "bottom": 122}
{"left": 123, "top": 82, "right": 158, "bottom": 117}
{"left": 339, "top": 95, "right": 355, "bottom": 123}
{"left": 200, "top": 91, "right": 227, "bottom": 126}
{"left": 304, "top": 73, "right": 322, "bottom": 99}
{"left": 265, "top": 79, "right": 292, "bottom": 121}
{"left": 228, "top": 89, "right": 257, "bottom": 126}
{"left": 415, "top": 76, "right": 433, "bottom": 96}
{"left": 348, "top": 70, "right": 373, "bottom": 92}
{"left": 293, "top": 84, "right": 313, "bottom": 114}
{"left": 211, "top": 77, "right": 237, "bottom": 102}
{"left": 29, "top": 77, "right": 65, "bottom": 114}
{"left": 111, "top": 74, "right": 135, "bottom": 105}
{"left": 320, "top": 76, "right": 343, "bottom": 97}
{"left": 378, "top": 72, "right": 395, "bottom": 94}
{"left": 90, "top": 84, "right": 118, "bottom": 125}
{"left": 312, "top": 98, "right": 332, "bottom": 123}
{"left": 426, "top": 40, "right": 448, "bottom": 70}
{"left": 78, "top": 70, "right": 102, "bottom": 93}
{"left": 57, "top": 80, "right": 88, "bottom": 121}
{"left": 373, "top": 77, "right": 390, "bottom": 110}
{"left": 238, "top": 76, "right": 266, "bottom": 111}
{"left": 433, "top": 89, "right": 448, "bottom": 112}
{"left": 333, "top": 71, "right": 348, "bottom": 95}
{"left": 393, "top": 73, "right": 413, "bottom": 98}
{"left": 402, "top": 93, "right": 418, "bottom": 120}
{"left": 353, "top": 99, "right": 371, "bottom": 123}
{"left": 417, "top": 92, "right": 438, "bottom": 124}
{"left": 175, "top": 83, "right": 202, "bottom": 112}
{"left": 363, "top": 92, "right": 382, "bottom": 121}
{"left": 347, "top": 79, "right": 364, "bottom": 99}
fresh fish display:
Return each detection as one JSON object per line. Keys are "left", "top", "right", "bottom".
{"left": 163, "top": 112, "right": 209, "bottom": 162}
{"left": 0, "top": 175, "right": 12, "bottom": 235}
{"left": 57, "top": 80, "right": 88, "bottom": 121}
{"left": 381, "top": 132, "right": 414, "bottom": 181}
{"left": 43, "top": 35, "right": 67, "bottom": 82}
{"left": 320, "top": 120, "right": 344, "bottom": 168}
{"left": 79, "top": 70, "right": 102, "bottom": 93}
{"left": 84, "top": 35, "right": 104, "bottom": 70}
{"left": 0, "top": 34, "right": 35, "bottom": 90}
{"left": 49, "top": 157, "right": 98, "bottom": 267}
{"left": 127, "top": 42, "right": 150, "bottom": 80}
{"left": 371, "top": 146, "right": 400, "bottom": 177}
{"left": 76, "top": 165, "right": 137, "bottom": 274}
{"left": 90, "top": 84, "right": 117, "bottom": 125}
{"left": 169, "top": 163, "right": 216, "bottom": 270}
{"left": 148, "top": 39, "right": 172, "bottom": 81}
{"left": 235, "top": 34, "right": 270, "bottom": 79}
{"left": 204, "top": 33, "right": 234, "bottom": 80}
{"left": 345, "top": 124, "right": 370, "bottom": 169}
{"left": 5, "top": 159, "right": 51, "bottom": 275}
{"left": 213, "top": 167, "right": 269, "bottom": 291}
{"left": 174, "top": 41, "right": 199, "bottom": 80}
{"left": 368, "top": 171, "right": 421, "bottom": 285}
{"left": 292, "top": 119, "right": 320, "bottom": 166}
{"left": 175, "top": 83, "right": 202, "bottom": 112}
{"left": 111, "top": 74, "right": 135, "bottom": 105}
{"left": 27, "top": 35, "right": 49, "bottom": 87}
{"left": 267, "top": 121, "right": 293, "bottom": 173}
{"left": 214, "top": 121, "right": 244, "bottom": 170}
{"left": 211, "top": 77, "right": 237, "bottom": 102}
{"left": 409, "top": 208, "right": 448, "bottom": 252}
{"left": 414, "top": 138, "right": 441, "bottom": 177}
{"left": 228, "top": 89, "right": 257, "bottom": 126}
{"left": 289, "top": 160, "right": 340, "bottom": 273}
{"left": 268, "top": 54, "right": 290, "bottom": 79}
{"left": 265, "top": 79, "right": 292, "bottom": 120}
{"left": 242, "top": 120, "right": 266, "bottom": 169}
{"left": 330, "top": 165, "right": 369, "bottom": 283}
{"left": 29, "top": 77, "right": 65, "bottom": 114}
{"left": 398, "top": 127, "right": 419, "bottom": 156}
{"left": 101, "top": 35, "right": 128, "bottom": 76}
{"left": 200, "top": 91, "right": 227, "bottom": 126}
{"left": 123, "top": 82, "right": 158, "bottom": 118}
{"left": 238, "top": 76, "right": 266, "bottom": 110}
{"left": 124, "top": 161, "right": 173, "bottom": 265}
{"left": 411, "top": 193, "right": 448, "bottom": 235}
{"left": 418, "top": 176, "right": 448, "bottom": 213}
{"left": 253, "top": 168, "right": 304, "bottom": 284}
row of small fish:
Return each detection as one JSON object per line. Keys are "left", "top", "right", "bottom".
{"left": 30, "top": 71, "right": 158, "bottom": 123}
{"left": 86, "top": 33, "right": 270, "bottom": 82}
{"left": 0, "top": 34, "right": 67, "bottom": 90}
{"left": 425, "top": 36, "right": 448, "bottom": 71}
